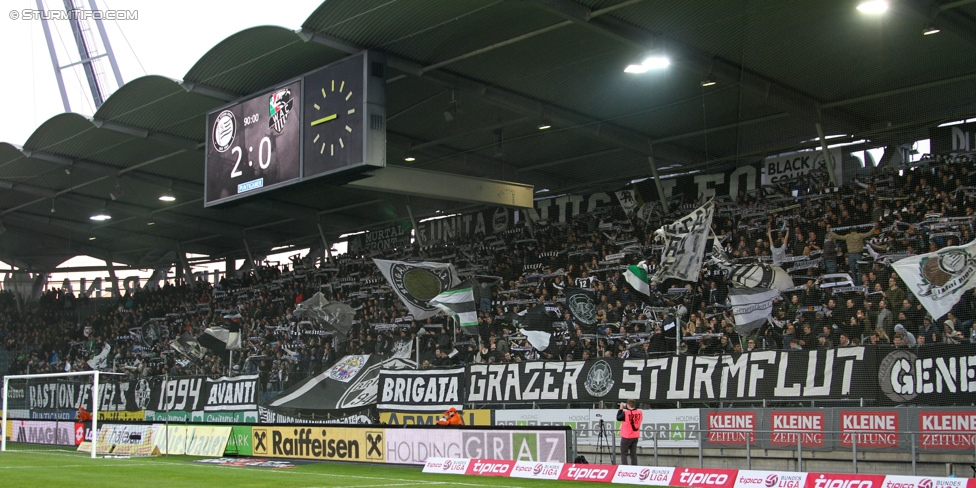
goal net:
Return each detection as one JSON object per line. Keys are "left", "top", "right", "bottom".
{"left": 2, "top": 371, "right": 157, "bottom": 458}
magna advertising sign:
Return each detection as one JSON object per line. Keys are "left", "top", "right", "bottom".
{"left": 734, "top": 471, "right": 807, "bottom": 488}
{"left": 707, "top": 411, "right": 756, "bottom": 445}
{"left": 918, "top": 412, "right": 976, "bottom": 450}
{"left": 9, "top": 420, "right": 75, "bottom": 446}
{"left": 840, "top": 411, "right": 899, "bottom": 449}
{"left": 250, "top": 426, "right": 386, "bottom": 463}
{"left": 770, "top": 411, "right": 825, "bottom": 448}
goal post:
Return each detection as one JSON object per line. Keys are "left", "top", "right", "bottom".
{"left": 2, "top": 370, "right": 123, "bottom": 459}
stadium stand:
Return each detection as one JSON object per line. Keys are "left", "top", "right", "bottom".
{"left": 2, "top": 152, "right": 975, "bottom": 392}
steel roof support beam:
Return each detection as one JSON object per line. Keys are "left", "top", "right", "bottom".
{"left": 180, "top": 81, "right": 239, "bottom": 102}
{"left": 524, "top": 0, "right": 866, "bottom": 133}
{"left": 902, "top": 0, "right": 976, "bottom": 46}
{"left": 92, "top": 119, "right": 202, "bottom": 151}
{"left": 300, "top": 30, "right": 705, "bottom": 167}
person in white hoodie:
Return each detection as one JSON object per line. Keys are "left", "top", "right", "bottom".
{"left": 894, "top": 323, "right": 917, "bottom": 346}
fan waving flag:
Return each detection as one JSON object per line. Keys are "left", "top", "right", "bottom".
{"left": 429, "top": 282, "right": 479, "bottom": 335}
{"left": 517, "top": 305, "right": 557, "bottom": 351}
{"left": 564, "top": 286, "right": 598, "bottom": 326}
{"left": 892, "top": 239, "right": 976, "bottom": 319}
{"left": 728, "top": 288, "right": 780, "bottom": 336}
{"left": 624, "top": 263, "right": 652, "bottom": 296}
{"left": 373, "top": 259, "right": 461, "bottom": 319}
{"left": 197, "top": 323, "right": 241, "bottom": 356}
{"left": 654, "top": 199, "right": 715, "bottom": 282}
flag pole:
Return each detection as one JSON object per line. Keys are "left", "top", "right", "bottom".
{"left": 675, "top": 311, "right": 681, "bottom": 355}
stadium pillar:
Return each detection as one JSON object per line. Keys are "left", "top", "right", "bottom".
{"left": 406, "top": 205, "right": 424, "bottom": 247}
{"left": 1, "top": 376, "right": 8, "bottom": 452}
{"left": 91, "top": 371, "right": 99, "bottom": 459}
{"left": 105, "top": 254, "right": 122, "bottom": 299}
{"left": 317, "top": 223, "right": 334, "bottom": 265}
{"left": 647, "top": 144, "right": 670, "bottom": 214}
{"left": 815, "top": 122, "right": 839, "bottom": 187}
{"left": 175, "top": 244, "right": 196, "bottom": 289}
{"left": 242, "top": 239, "right": 257, "bottom": 272}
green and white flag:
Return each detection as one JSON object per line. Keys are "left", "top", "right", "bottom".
{"left": 624, "top": 264, "right": 651, "bottom": 296}
{"left": 429, "top": 283, "right": 479, "bottom": 335}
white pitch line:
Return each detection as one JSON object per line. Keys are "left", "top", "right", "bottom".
{"left": 191, "top": 463, "right": 527, "bottom": 488}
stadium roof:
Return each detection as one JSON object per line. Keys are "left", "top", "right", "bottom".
{"left": 1, "top": 0, "right": 974, "bottom": 271}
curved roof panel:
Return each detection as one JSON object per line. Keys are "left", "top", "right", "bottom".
{"left": 93, "top": 75, "right": 220, "bottom": 141}
{"left": 0, "top": 0, "right": 973, "bottom": 273}
{"left": 183, "top": 26, "right": 345, "bottom": 96}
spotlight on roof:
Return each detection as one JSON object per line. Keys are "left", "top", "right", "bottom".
{"left": 159, "top": 183, "right": 176, "bottom": 202}
{"left": 856, "top": 1, "right": 888, "bottom": 14}
{"left": 701, "top": 79, "right": 717, "bottom": 87}
{"left": 89, "top": 213, "right": 112, "bottom": 221}
{"left": 922, "top": 24, "right": 941, "bottom": 35}
{"left": 625, "top": 52, "right": 670, "bottom": 73}
{"left": 443, "top": 103, "right": 459, "bottom": 122}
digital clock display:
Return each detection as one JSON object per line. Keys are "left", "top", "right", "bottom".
{"left": 204, "top": 79, "right": 302, "bottom": 206}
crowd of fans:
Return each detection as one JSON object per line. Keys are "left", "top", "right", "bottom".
{"left": 2, "top": 151, "right": 976, "bottom": 394}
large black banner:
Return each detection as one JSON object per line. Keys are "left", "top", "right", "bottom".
{"left": 930, "top": 121, "right": 975, "bottom": 155}
{"left": 347, "top": 221, "right": 412, "bottom": 254}
{"left": 467, "top": 347, "right": 878, "bottom": 404}
{"left": 149, "top": 374, "right": 260, "bottom": 413}
{"left": 267, "top": 354, "right": 415, "bottom": 412}
{"left": 377, "top": 367, "right": 465, "bottom": 412}
{"left": 875, "top": 345, "right": 976, "bottom": 405}
{"left": 415, "top": 207, "right": 515, "bottom": 242}
{"left": 26, "top": 378, "right": 145, "bottom": 412}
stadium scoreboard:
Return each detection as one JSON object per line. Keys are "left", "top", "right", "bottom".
{"left": 205, "top": 52, "right": 386, "bottom": 207}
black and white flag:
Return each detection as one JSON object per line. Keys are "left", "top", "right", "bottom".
{"left": 197, "top": 324, "right": 241, "bottom": 356}
{"left": 564, "top": 286, "right": 597, "bottom": 326}
{"left": 615, "top": 188, "right": 643, "bottom": 216}
{"left": 892, "top": 239, "right": 976, "bottom": 319}
{"left": 171, "top": 333, "right": 206, "bottom": 363}
{"left": 373, "top": 259, "right": 461, "bottom": 320}
{"left": 294, "top": 292, "right": 355, "bottom": 337}
{"left": 517, "top": 305, "right": 558, "bottom": 351}
{"left": 654, "top": 199, "right": 715, "bottom": 282}
{"left": 728, "top": 288, "right": 780, "bottom": 336}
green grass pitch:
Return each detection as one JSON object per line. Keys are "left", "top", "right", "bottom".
{"left": 0, "top": 446, "right": 606, "bottom": 488}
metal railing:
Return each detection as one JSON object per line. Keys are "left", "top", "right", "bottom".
{"left": 633, "top": 428, "right": 976, "bottom": 476}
